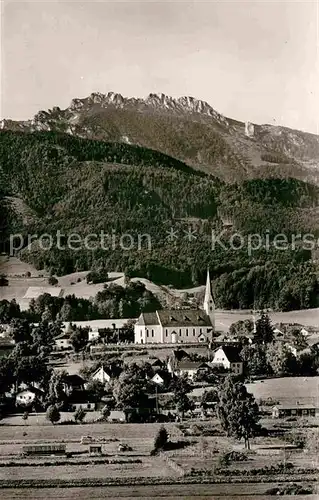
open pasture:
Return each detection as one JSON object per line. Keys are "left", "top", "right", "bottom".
{"left": 0, "top": 485, "right": 318, "bottom": 500}
{"left": 0, "top": 457, "right": 172, "bottom": 481}
{"left": 191, "top": 376, "right": 319, "bottom": 406}
{"left": 245, "top": 376, "right": 319, "bottom": 406}
{"left": 0, "top": 421, "right": 181, "bottom": 444}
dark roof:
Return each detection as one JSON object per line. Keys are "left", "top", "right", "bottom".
{"left": 219, "top": 346, "right": 242, "bottom": 363}
{"left": 157, "top": 309, "right": 212, "bottom": 327}
{"left": 150, "top": 358, "right": 164, "bottom": 367}
{"left": 274, "top": 404, "right": 318, "bottom": 410}
{"left": 55, "top": 332, "right": 71, "bottom": 340}
{"left": 64, "top": 374, "right": 85, "bottom": 386}
{"left": 176, "top": 361, "right": 208, "bottom": 371}
{"left": 136, "top": 312, "right": 160, "bottom": 326}
{"left": 68, "top": 390, "right": 96, "bottom": 404}
{"left": 17, "top": 386, "right": 45, "bottom": 396}
{"left": 172, "top": 348, "right": 190, "bottom": 361}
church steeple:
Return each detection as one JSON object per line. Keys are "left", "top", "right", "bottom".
{"left": 203, "top": 269, "right": 215, "bottom": 331}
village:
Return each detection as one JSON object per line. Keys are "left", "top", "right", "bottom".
{"left": 0, "top": 263, "right": 319, "bottom": 497}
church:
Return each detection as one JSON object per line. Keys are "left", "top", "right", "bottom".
{"left": 134, "top": 270, "right": 215, "bottom": 344}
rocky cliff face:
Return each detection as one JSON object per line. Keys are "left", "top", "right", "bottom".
{"left": 1, "top": 91, "right": 319, "bottom": 183}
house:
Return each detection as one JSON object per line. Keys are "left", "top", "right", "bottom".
{"left": 273, "top": 328, "right": 284, "bottom": 337}
{"left": 134, "top": 270, "right": 215, "bottom": 344}
{"left": 151, "top": 370, "right": 171, "bottom": 386}
{"left": 0, "top": 337, "right": 15, "bottom": 356}
{"left": 68, "top": 391, "right": 96, "bottom": 411}
{"left": 54, "top": 332, "right": 72, "bottom": 350}
{"left": 272, "top": 404, "right": 319, "bottom": 419}
{"left": 211, "top": 346, "right": 243, "bottom": 375}
{"left": 168, "top": 357, "right": 210, "bottom": 380}
{"left": 150, "top": 358, "right": 164, "bottom": 371}
{"left": 15, "top": 386, "right": 45, "bottom": 407}
{"left": 300, "top": 327, "right": 310, "bottom": 337}
{"left": 91, "top": 365, "right": 112, "bottom": 386}
{"left": 63, "top": 374, "right": 85, "bottom": 395}
{"left": 0, "top": 323, "right": 11, "bottom": 337}
{"left": 167, "top": 348, "right": 190, "bottom": 373}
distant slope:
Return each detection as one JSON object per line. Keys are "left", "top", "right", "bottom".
{"left": 1, "top": 91, "right": 318, "bottom": 183}
{"left": 1, "top": 130, "right": 319, "bottom": 311}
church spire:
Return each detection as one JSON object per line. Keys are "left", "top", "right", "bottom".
{"left": 203, "top": 269, "right": 215, "bottom": 331}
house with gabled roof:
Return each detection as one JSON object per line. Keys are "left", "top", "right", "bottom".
{"left": 16, "top": 386, "right": 45, "bottom": 408}
{"left": 172, "top": 360, "right": 210, "bottom": 380}
{"left": 91, "top": 365, "right": 112, "bottom": 386}
{"left": 134, "top": 270, "right": 215, "bottom": 344}
{"left": 211, "top": 345, "right": 243, "bottom": 375}
{"left": 150, "top": 370, "right": 171, "bottom": 386}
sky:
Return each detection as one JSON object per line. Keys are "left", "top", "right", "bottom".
{"left": 1, "top": 0, "right": 318, "bottom": 133}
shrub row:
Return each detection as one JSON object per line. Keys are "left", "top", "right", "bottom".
{"left": 0, "top": 458, "right": 142, "bottom": 467}
{"left": 0, "top": 474, "right": 318, "bottom": 489}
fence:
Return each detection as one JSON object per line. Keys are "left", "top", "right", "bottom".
{"left": 159, "top": 451, "right": 186, "bottom": 477}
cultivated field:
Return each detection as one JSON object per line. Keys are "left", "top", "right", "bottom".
{"left": 0, "top": 417, "right": 318, "bottom": 495}
{"left": 1, "top": 485, "right": 318, "bottom": 500}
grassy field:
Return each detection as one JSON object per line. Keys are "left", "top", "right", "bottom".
{"left": 190, "top": 376, "right": 319, "bottom": 406}
{"left": 0, "top": 421, "right": 182, "bottom": 443}
{"left": 1, "top": 485, "right": 318, "bottom": 499}
{"left": 0, "top": 418, "right": 318, "bottom": 495}
{"left": 245, "top": 376, "right": 319, "bottom": 405}
{"left": 0, "top": 457, "right": 173, "bottom": 480}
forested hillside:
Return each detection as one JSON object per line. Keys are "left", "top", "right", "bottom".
{"left": 1, "top": 130, "right": 319, "bottom": 311}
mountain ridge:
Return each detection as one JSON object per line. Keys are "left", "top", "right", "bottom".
{"left": 1, "top": 91, "right": 319, "bottom": 184}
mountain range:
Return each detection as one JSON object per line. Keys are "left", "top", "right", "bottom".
{"left": 1, "top": 91, "right": 319, "bottom": 184}
{"left": 1, "top": 91, "right": 319, "bottom": 311}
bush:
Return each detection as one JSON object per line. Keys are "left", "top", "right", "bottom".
{"left": 266, "top": 483, "right": 314, "bottom": 495}
{"left": 86, "top": 270, "right": 108, "bottom": 284}
{"left": 73, "top": 407, "right": 86, "bottom": 423}
{"left": 284, "top": 430, "right": 306, "bottom": 449}
{"left": 218, "top": 450, "right": 248, "bottom": 467}
{"left": 153, "top": 425, "right": 168, "bottom": 453}
{"left": 0, "top": 274, "right": 9, "bottom": 286}
{"left": 48, "top": 276, "right": 58, "bottom": 286}
{"left": 46, "top": 405, "right": 61, "bottom": 424}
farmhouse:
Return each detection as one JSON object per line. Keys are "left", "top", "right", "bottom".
{"left": 169, "top": 360, "right": 210, "bottom": 380}
{"left": 16, "top": 386, "right": 45, "bottom": 407}
{"left": 134, "top": 270, "right": 215, "bottom": 344}
{"left": 151, "top": 370, "right": 171, "bottom": 386}
{"left": 68, "top": 391, "right": 97, "bottom": 411}
{"left": 54, "top": 331, "right": 72, "bottom": 350}
{"left": 91, "top": 365, "right": 112, "bottom": 386}
{"left": 63, "top": 374, "right": 85, "bottom": 395}
{"left": 211, "top": 346, "right": 243, "bottom": 375}
{"left": 272, "top": 404, "right": 319, "bottom": 418}
{"left": 149, "top": 358, "right": 165, "bottom": 371}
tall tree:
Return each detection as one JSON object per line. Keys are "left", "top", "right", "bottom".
{"left": 254, "top": 312, "right": 274, "bottom": 344}
{"left": 266, "top": 342, "right": 298, "bottom": 376}
{"left": 217, "top": 376, "right": 260, "bottom": 449}
{"left": 171, "top": 374, "right": 194, "bottom": 418}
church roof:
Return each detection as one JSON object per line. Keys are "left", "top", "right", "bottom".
{"left": 204, "top": 269, "right": 215, "bottom": 304}
{"left": 136, "top": 312, "right": 160, "bottom": 326}
{"left": 157, "top": 309, "right": 212, "bottom": 327}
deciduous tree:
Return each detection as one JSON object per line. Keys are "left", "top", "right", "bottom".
{"left": 217, "top": 376, "right": 260, "bottom": 449}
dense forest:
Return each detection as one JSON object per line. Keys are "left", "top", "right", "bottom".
{"left": 1, "top": 130, "right": 319, "bottom": 311}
